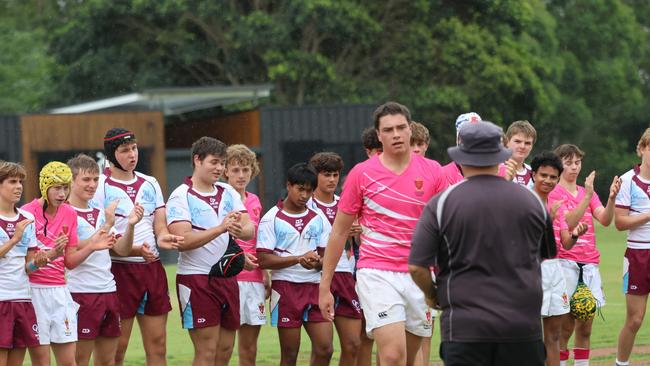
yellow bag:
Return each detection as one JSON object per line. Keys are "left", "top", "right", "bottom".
{"left": 569, "top": 264, "right": 597, "bottom": 321}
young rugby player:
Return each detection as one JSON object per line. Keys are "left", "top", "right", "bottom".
{"left": 223, "top": 144, "right": 268, "bottom": 366}
{"left": 410, "top": 122, "right": 429, "bottom": 157}
{"left": 531, "top": 152, "right": 587, "bottom": 366}
{"left": 500, "top": 120, "right": 537, "bottom": 189}
{"left": 257, "top": 163, "right": 333, "bottom": 366}
{"left": 308, "top": 152, "right": 362, "bottom": 366}
{"left": 319, "top": 102, "right": 448, "bottom": 366}
{"left": 24, "top": 161, "right": 114, "bottom": 366}
{"left": 94, "top": 128, "right": 183, "bottom": 366}
{"left": 66, "top": 154, "right": 144, "bottom": 366}
{"left": 548, "top": 144, "right": 620, "bottom": 366}
{"left": 614, "top": 128, "right": 650, "bottom": 366}
{"left": 0, "top": 161, "right": 45, "bottom": 366}
{"left": 441, "top": 112, "right": 482, "bottom": 185}
{"left": 167, "top": 137, "right": 254, "bottom": 366}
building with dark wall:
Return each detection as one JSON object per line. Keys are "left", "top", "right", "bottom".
{"left": 259, "top": 104, "right": 375, "bottom": 209}
{"left": 0, "top": 115, "right": 22, "bottom": 162}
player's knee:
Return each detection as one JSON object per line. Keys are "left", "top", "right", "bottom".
{"left": 380, "top": 347, "right": 406, "bottom": 365}
{"left": 626, "top": 314, "right": 644, "bottom": 333}
{"left": 341, "top": 335, "right": 361, "bottom": 356}
{"left": 280, "top": 345, "right": 300, "bottom": 363}
{"left": 312, "top": 342, "right": 334, "bottom": 360}
{"left": 239, "top": 341, "right": 258, "bottom": 358}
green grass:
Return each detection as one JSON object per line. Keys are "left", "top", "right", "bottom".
{"left": 26, "top": 224, "right": 650, "bottom": 364}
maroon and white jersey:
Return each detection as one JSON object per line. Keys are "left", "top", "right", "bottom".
{"left": 498, "top": 163, "right": 534, "bottom": 190}
{"left": 167, "top": 177, "right": 246, "bottom": 275}
{"left": 307, "top": 196, "right": 354, "bottom": 273}
{"left": 0, "top": 209, "right": 37, "bottom": 301}
{"left": 68, "top": 206, "right": 115, "bottom": 293}
{"left": 257, "top": 204, "right": 329, "bottom": 283}
{"left": 616, "top": 166, "right": 650, "bottom": 249}
{"left": 92, "top": 171, "right": 165, "bottom": 263}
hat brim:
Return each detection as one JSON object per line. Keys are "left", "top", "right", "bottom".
{"left": 447, "top": 146, "right": 512, "bottom": 167}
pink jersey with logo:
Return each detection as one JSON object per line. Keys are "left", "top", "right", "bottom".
{"left": 548, "top": 185, "right": 603, "bottom": 264}
{"left": 338, "top": 154, "right": 447, "bottom": 272}
{"left": 236, "top": 192, "right": 264, "bottom": 283}
{"left": 442, "top": 162, "right": 464, "bottom": 185}
{"left": 22, "top": 199, "right": 79, "bottom": 286}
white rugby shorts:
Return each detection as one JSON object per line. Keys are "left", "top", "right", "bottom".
{"left": 238, "top": 281, "right": 267, "bottom": 326}
{"left": 541, "top": 259, "right": 570, "bottom": 317}
{"left": 31, "top": 286, "right": 79, "bottom": 344}
{"left": 356, "top": 268, "right": 434, "bottom": 338}
{"left": 559, "top": 259, "right": 605, "bottom": 307}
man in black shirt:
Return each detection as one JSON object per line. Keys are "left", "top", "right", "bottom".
{"left": 408, "top": 121, "right": 556, "bottom": 366}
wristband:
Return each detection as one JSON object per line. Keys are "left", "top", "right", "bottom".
{"left": 27, "top": 261, "right": 39, "bottom": 272}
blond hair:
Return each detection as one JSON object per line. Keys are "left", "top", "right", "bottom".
{"left": 225, "top": 144, "right": 259, "bottom": 178}
{"left": 410, "top": 121, "right": 430, "bottom": 145}
{"left": 504, "top": 120, "right": 537, "bottom": 144}
{"left": 637, "top": 128, "right": 650, "bottom": 157}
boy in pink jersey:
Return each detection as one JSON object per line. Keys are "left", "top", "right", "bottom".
{"left": 499, "top": 120, "right": 536, "bottom": 189}
{"left": 614, "top": 128, "right": 650, "bottom": 366}
{"left": 66, "top": 154, "right": 143, "bottom": 366}
{"left": 167, "top": 137, "right": 254, "bottom": 366}
{"left": 309, "top": 152, "right": 362, "bottom": 366}
{"left": 23, "top": 162, "right": 115, "bottom": 366}
{"left": 548, "top": 144, "right": 620, "bottom": 366}
{"left": 442, "top": 112, "right": 482, "bottom": 185}
{"left": 319, "top": 102, "right": 447, "bottom": 366}
{"left": 223, "top": 144, "right": 268, "bottom": 366}
{"left": 96, "top": 128, "right": 184, "bottom": 366}
{"left": 0, "top": 161, "right": 48, "bottom": 366}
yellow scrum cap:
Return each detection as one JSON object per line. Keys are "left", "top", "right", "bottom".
{"left": 39, "top": 161, "right": 72, "bottom": 203}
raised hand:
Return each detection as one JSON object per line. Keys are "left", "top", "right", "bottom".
{"left": 33, "top": 250, "right": 49, "bottom": 267}
{"left": 105, "top": 200, "right": 119, "bottom": 228}
{"left": 157, "top": 234, "right": 184, "bottom": 250}
{"left": 609, "top": 176, "right": 622, "bottom": 200}
{"left": 47, "top": 232, "right": 68, "bottom": 260}
{"left": 503, "top": 158, "right": 518, "bottom": 181}
{"left": 572, "top": 222, "right": 589, "bottom": 238}
{"left": 585, "top": 171, "right": 596, "bottom": 196}
{"left": 91, "top": 229, "right": 116, "bottom": 251}
{"left": 550, "top": 200, "right": 564, "bottom": 221}
{"left": 128, "top": 203, "right": 145, "bottom": 226}
{"left": 12, "top": 219, "right": 33, "bottom": 243}
{"left": 299, "top": 250, "right": 320, "bottom": 270}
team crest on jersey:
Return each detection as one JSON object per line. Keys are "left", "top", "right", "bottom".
{"left": 414, "top": 177, "right": 424, "bottom": 196}
{"left": 325, "top": 208, "right": 336, "bottom": 220}
{"left": 258, "top": 302, "right": 265, "bottom": 314}
{"left": 295, "top": 218, "right": 304, "bottom": 231}
{"left": 5, "top": 223, "right": 15, "bottom": 237}
{"left": 126, "top": 186, "right": 137, "bottom": 199}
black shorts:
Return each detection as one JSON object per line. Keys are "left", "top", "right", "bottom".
{"left": 440, "top": 340, "right": 545, "bottom": 366}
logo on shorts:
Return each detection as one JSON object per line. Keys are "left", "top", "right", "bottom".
{"left": 281, "top": 317, "right": 290, "bottom": 323}
{"left": 631, "top": 285, "right": 638, "bottom": 290}
{"left": 32, "top": 324, "right": 38, "bottom": 333}
{"left": 82, "top": 328, "right": 91, "bottom": 334}
{"left": 414, "top": 178, "right": 424, "bottom": 196}
{"left": 378, "top": 311, "right": 388, "bottom": 319}
{"left": 258, "top": 303, "right": 265, "bottom": 314}
{"left": 352, "top": 299, "right": 361, "bottom": 313}
{"left": 197, "top": 318, "right": 206, "bottom": 323}
{"left": 64, "top": 318, "right": 72, "bottom": 336}
{"left": 562, "top": 293, "right": 569, "bottom": 305}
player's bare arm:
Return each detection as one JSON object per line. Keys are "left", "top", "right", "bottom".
{"left": 153, "top": 206, "right": 183, "bottom": 250}
{"left": 0, "top": 218, "right": 31, "bottom": 258}
{"left": 408, "top": 264, "right": 439, "bottom": 309}
{"left": 65, "top": 229, "right": 116, "bottom": 269}
{"left": 318, "top": 210, "right": 355, "bottom": 321}
{"left": 564, "top": 170, "right": 596, "bottom": 229}
{"left": 111, "top": 202, "right": 145, "bottom": 256}
{"left": 224, "top": 211, "right": 255, "bottom": 240}
{"left": 560, "top": 222, "right": 589, "bottom": 250}
{"left": 168, "top": 211, "right": 237, "bottom": 251}
{"left": 614, "top": 207, "right": 650, "bottom": 231}
{"left": 592, "top": 175, "right": 621, "bottom": 226}
{"left": 256, "top": 250, "right": 311, "bottom": 270}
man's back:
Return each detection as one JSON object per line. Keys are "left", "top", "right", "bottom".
{"left": 411, "top": 175, "right": 555, "bottom": 342}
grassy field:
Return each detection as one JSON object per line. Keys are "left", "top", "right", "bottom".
{"left": 27, "top": 224, "right": 650, "bottom": 365}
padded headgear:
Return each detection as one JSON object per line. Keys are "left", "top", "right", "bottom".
{"left": 39, "top": 162, "right": 72, "bottom": 203}
{"left": 103, "top": 128, "right": 136, "bottom": 171}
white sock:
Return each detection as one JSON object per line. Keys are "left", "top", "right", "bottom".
{"left": 615, "top": 359, "right": 629, "bottom": 366}
{"left": 574, "top": 360, "right": 589, "bottom": 366}
{"left": 559, "top": 362, "right": 566, "bottom": 366}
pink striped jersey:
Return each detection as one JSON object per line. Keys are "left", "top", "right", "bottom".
{"left": 498, "top": 163, "right": 534, "bottom": 190}
{"left": 337, "top": 153, "right": 447, "bottom": 272}
{"left": 236, "top": 192, "right": 264, "bottom": 283}
{"left": 548, "top": 184, "right": 603, "bottom": 264}
{"left": 616, "top": 166, "right": 650, "bottom": 249}
{"left": 22, "top": 200, "right": 79, "bottom": 286}
{"left": 441, "top": 162, "right": 464, "bottom": 185}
